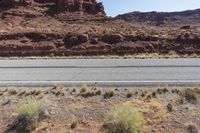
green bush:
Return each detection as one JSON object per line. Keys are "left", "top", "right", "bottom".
{"left": 103, "top": 104, "right": 144, "bottom": 133}
{"left": 8, "top": 100, "right": 47, "bottom": 133}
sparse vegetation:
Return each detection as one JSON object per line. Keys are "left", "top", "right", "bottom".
{"left": 171, "top": 88, "right": 180, "bottom": 94}
{"left": 71, "top": 121, "right": 78, "bottom": 129}
{"left": 180, "top": 25, "right": 191, "bottom": 30}
{"left": 141, "top": 91, "right": 146, "bottom": 97}
{"left": 0, "top": 92, "right": 4, "bottom": 96}
{"left": 104, "top": 90, "right": 115, "bottom": 99}
{"left": 18, "top": 90, "right": 27, "bottom": 96}
{"left": 151, "top": 91, "right": 157, "bottom": 98}
{"left": 167, "top": 103, "right": 173, "bottom": 112}
{"left": 72, "top": 88, "right": 76, "bottom": 93}
{"left": 7, "top": 100, "right": 48, "bottom": 133}
{"left": 80, "top": 86, "right": 88, "bottom": 93}
{"left": 0, "top": 87, "right": 199, "bottom": 132}
{"left": 103, "top": 104, "right": 144, "bottom": 133}
{"left": 180, "top": 88, "right": 200, "bottom": 104}
{"left": 8, "top": 89, "right": 18, "bottom": 95}
{"left": 187, "top": 124, "right": 199, "bottom": 133}
{"left": 80, "top": 87, "right": 102, "bottom": 98}
{"left": 95, "top": 89, "right": 102, "bottom": 95}
{"left": 127, "top": 91, "right": 133, "bottom": 98}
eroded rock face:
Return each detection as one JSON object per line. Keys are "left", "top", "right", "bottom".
{"left": 101, "top": 34, "right": 123, "bottom": 44}
{"left": 0, "top": 0, "right": 26, "bottom": 7}
{"left": 0, "top": 0, "right": 15, "bottom": 6}
{"left": 56, "top": 0, "right": 105, "bottom": 15}
{"left": 63, "top": 33, "right": 89, "bottom": 48}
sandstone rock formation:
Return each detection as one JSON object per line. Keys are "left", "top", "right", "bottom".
{"left": 0, "top": 0, "right": 26, "bottom": 7}
{"left": 55, "top": 0, "right": 105, "bottom": 15}
{"left": 116, "top": 9, "right": 200, "bottom": 26}
{"left": 0, "top": 0, "right": 200, "bottom": 57}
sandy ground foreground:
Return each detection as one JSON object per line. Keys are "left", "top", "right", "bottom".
{"left": 0, "top": 86, "right": 199, "bottom": 133}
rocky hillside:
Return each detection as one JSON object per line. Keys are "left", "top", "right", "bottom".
{"left": 116, "top": 9, "right": 200, "bottom": 26}
{"left": 0, "top": 0, "right": 200, "bottom": 57}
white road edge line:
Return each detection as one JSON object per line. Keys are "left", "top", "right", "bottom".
{"left": 0, "top": 80, "right": 200, "bottom": 83}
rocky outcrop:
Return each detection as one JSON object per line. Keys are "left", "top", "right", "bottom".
{"left": 101, "top": 34, "right": 123, "bottom": 44}
{"left": 63, "top": 33, "right": 88, "bottom": 48}
{"left": 1, "top": 31, "right": 200, "bottom": 56}
{"left": 0, "top": 0, "right": 26, "bottom": 7}
{"left": 56, "top": 0, "right": 105, "bottom": 15}
{"left": 115, "top": 9, "right": 200, "bottom": 26}
{"left": 0, "top": 0, "right": 105, "bottom": 15}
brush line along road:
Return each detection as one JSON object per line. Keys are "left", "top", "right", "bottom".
{"left": 0, "top": 59, "right": 199, "bottom": 87}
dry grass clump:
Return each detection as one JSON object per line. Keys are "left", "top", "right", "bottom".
{"left": 151, "top": 91, "right": 157, "bottom": 98}
{"left": 180, "top": 88, "right": 200, "bottom": 104}
{"left": 167, "top": 103, "right": 173, "bottom": 112}
{"left": 72, "top": 88, "right": 76, "bottom": 93}
{"left": 103, "top": 104, "right": 144, "bottom": 133}
{"left": 80, "top": 86, "right": 88, "bottom": 93}
{"left": 30, "top": 89, "right": 43, "bottom": 96}
{"left": 171, "top": 88, "right": 180, "bottom": 94}
{"left": 0, "top": 92, "right": 4, "bottom": 96}
{"left": 8, "top": 89, "right": 18, "bottom": 95}
{"left": 156, "top": 88, "right": 169, "bottom": 94}
{"left": 70, "top": 121, "right": 78, "bottom": 129}
{"left": 18, "top": 90, "right": 27, "bottom": 96}
{"left": 79, "top": 87, "right": 102, "bottom": 98}
{"left": 51, "top": 85, "right": 65, "bottom": 96}
{"left": 141, "top": 91, "right": 147, "bottom": 97}
{"left": 7, "top": 100, "right": 48, "bottom": 133}
{"left": 104, "top": 90, "right": 115, "bottom": 99}
{"left": 127, "top": 91, "right": 133, "bottom": 98}
{"left": 187, "top": 124, "right": 199, "bottom": 133}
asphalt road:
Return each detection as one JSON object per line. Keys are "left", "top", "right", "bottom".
{"left": 0, "top": 59, "right": 200, "bottom": 87}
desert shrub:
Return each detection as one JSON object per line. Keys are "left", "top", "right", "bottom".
{"left": 7, "top": 100, "right": 48, "bottom": 133}
{"left": 71, "top": 121, "right": 78, "bottom": 129}
{"left": 0, "top": 92, "right": 4, "bottom": 96}
{"left": 18, "top": 90, "right": 27, "bottom": 96}
{"left": 103, "top": 105, "right": 144, "bottom": 133}
{"left": 151, "top": 91, "right": 157, "bottom": 98}
{"left": 180, "top": 25, "right": 190, "bottom": 30}
{"left": 171, "top": 89, "right": 180, "bottom": 94}
{"left": 141, "top": 91, "right": 146, "bottom": 97}
{"left": 167, "top": 103, "right": 173, "bottom": 112}
{"left": 187, "top": 124, "right": 199, "bottom": 133}
{"left": 180, "top": 88, "right": 200, "bottom": 104}
{"left": 80, "top": 88, "right": 101, "bottom": 98}
{"left": 30, "top": 90, "right": 42, "bottom": 96}
{"left": 80, "top": 86, "right": 88, "bottom": 93}
{"left": 127, "top": 91, "right": 133, "bottom": 98}
{"left": 104, "top": 90, "right": 114, "bottom": 99}
{"left": 8, "top": 89, "right": 18, "bottom": 95}
{"left": 162, "top": 88, "right": 169, "bottom": 93}
{"left": 95, "top": 90, "right": 102, "bottom": 95}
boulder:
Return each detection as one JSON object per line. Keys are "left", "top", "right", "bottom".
{"left": 78, "top": 34, "right": 88, "bottom": 43}
{"left": 63, "top": 33, "right": 89, "bottom": 48}
{"left": 101, "top": 34, "right": 123, "bottom": 44}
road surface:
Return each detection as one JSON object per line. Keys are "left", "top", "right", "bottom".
{"left": 0, "top": 59, "right": 200, "bottom": 87}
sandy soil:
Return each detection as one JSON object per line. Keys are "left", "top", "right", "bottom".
{"left": 0, "top": 86, "right": 199, "bottom": 133}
